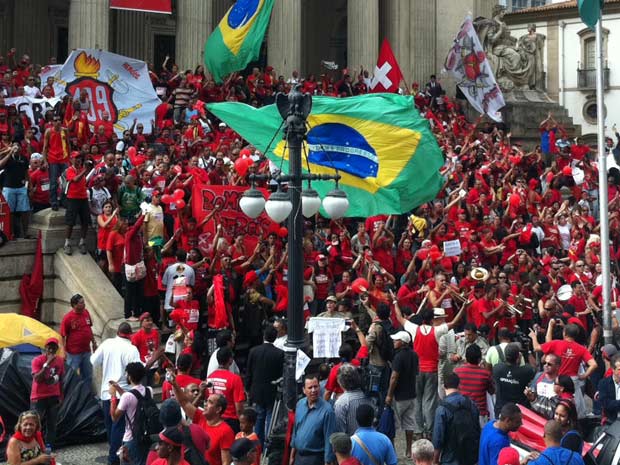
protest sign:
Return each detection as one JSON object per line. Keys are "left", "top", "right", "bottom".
{"left": 443, "top": 239, "right": 462, "bottom": 257}
{"left": 307, "top": 318, "right": 346, "bottom": 358}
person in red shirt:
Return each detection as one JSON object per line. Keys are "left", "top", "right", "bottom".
{"left": 63, "top": 151, "right": 90, "bottom": 255}
{"left": 31, "top": 337, "right": 64, "bottom": 448}
{"left": 151, "top": 427, "right": 192, "bottom": 465}
{"left": 131, "top": 312, "right": 160, "bottom": 364}
{"left": 28, "top": 153, "right": 50, "bottom": 212}
{"left": 106, "top": 218, "right": 127, "bottom": 292}
{"left": 170, "top": 286, "right": 200, "bottom": 332}
{"left": 323, "top": 343, "right": 361, "bottom": 401}
{"left": 60, "top": 294, "right": 96, "bottom": 386}
{"left": 162, "top": 353, "right": 201, "bottom": 401}
{"left": 207, "top": 347, "right": 246, "bottom": 433}
{"left": 41, "top": 115, "right": 69, "bottom": 210}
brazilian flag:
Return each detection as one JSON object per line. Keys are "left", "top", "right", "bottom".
{"left": 578, "top": 0, "right": 604, "bottom": 29}
{"left": 205, "top": 0, "right": 275, "bottom": 83}
{"left": 208, "top": 94, "right": 445, "bottom": 217}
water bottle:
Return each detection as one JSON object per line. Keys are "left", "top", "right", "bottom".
{"left": 45, "top": 444, "right": 56, "bottom": 465}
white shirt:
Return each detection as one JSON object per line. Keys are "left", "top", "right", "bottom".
{"left": 23, "top": 85, "right": 41, "bottom": 98}
{"left": 274, "top": 335, "right": 288, "bottom": 351}
{"left": 90, "top": 336, "right": 141, "bottom": 400}
{"left": 206, "top": 348, "right": 240, "bottom": 377}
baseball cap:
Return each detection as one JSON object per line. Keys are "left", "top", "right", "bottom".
{"left": 317, "top": 254, "right": 327, "bottom": 261}
{"left": 433, "top": 308, "right": 447, "bottom": 319}
{"left": 390, "top": 331, "right": 411, "bottom": 344}
{"left": 70, "top": 150, "right": 82, "bottom": 159}
{"left": 602, "top": 344, "right": 618, "bottom": 359}
{"left": 325, "top": 295, "right": 338, "bottom": 303}
{"left": 229, "top": 438, "right": 256, "bottom": 462}
{"left": 158, "top": 427, "right": 184, "bottom": 447}
{"left": 159, "top": 399, "right": 182, "bottom": 427}
{"left": 30, "top": 152, "right": 43, "bottom": 161}
{"left": 45, "top": 337, "right": 59, "bottom": 347}
{"left": 139, "top": 312, "right": 152, "bottom": 322}
{"left": 329, "top": 433, "right": 351, "bottom": 454}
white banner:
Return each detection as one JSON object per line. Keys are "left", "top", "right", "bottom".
{"left": 39, "top": 64, "right": 62, "bottom": 93}
{"left": 444, "top": 16, "right": 505, "bottom": 122}
{"left": 5, "top": 96, "right": 61, "bottom": 139}
{"left": 48, "top": 49, "right": 160, "bottom": 135}
{"left": 443, "top": 239, "right": 462, "bottom": 257}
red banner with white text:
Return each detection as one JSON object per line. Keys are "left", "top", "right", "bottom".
{"left": 191, "top": 183, "right": 280, "bottom": 253}
{"left": 110, "top": 0, "right": 171, "bottom": 14}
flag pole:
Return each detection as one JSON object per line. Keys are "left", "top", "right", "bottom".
{"left": 595, "top": 7, "right": 612, "bottom": 344}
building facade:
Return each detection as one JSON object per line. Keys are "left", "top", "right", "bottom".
{"left": 505, "top": 0, "right": 620, "bottom": 140}
{"left": 0, "top": 0, "right": 495, "bottom": 88}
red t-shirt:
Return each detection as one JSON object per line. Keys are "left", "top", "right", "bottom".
{"left": 130, "top": 329, "right": 160, "bottom": 363}
{"left": 325, "top": 360, "right": 361, "bottom": 395}
{"left": 60, "top": 309, "right": 94, "bottom": 354}
{"left": 29, "top": 168, "right": 50, "bottom": 205}
{"left": 170, "top": 300, "right": 200, "bottom": 331}
{"left": 207, "top": 369, "right": 246, "bottom": 419}
{"left": 540, "top": 340, "right": 593, "bottom": 376}
{"left": 65, "top": 166, "right": 88, "bottom": 199}
{"left": 192, "top": 410, "right": 235, "bottom": 465}
{"left": 106, "top": 230, "right": 125, "bottom": 271}
{"left": 97, "top": 215, "right": 117, "bottom": 251}
{"left": 31, "top": 354, "right": 65, "bottom": 401}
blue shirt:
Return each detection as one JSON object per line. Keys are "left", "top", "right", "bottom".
{"left": 479, "top": 421, "right": 510, "bottom": 465}
{"left": 530, "top": 447, "right": 585, "bottom": 465}
{"left": 432, "top": 392, "right": 479, "bottom": 464}
{"left": 351, "top": 427, "right": 398, "bottom": 465}
{"left": 291, "top": 397, "right": 336, "bottom": 463}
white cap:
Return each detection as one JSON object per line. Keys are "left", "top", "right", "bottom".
{"left": 30, "top": 152, "right": 43, "bottom": 161}
{"left": 390, "top": 331, "right": 411, "bottom": 344}
{"left": 219, "top": 122, "right": 227, "bottom": 127}
{"left": 433, "top": 308, "right": 447, "bottom": 319}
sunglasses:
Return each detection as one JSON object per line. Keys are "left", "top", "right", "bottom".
{"left": 543, "top": 362, "right": 555, "bottom": 366}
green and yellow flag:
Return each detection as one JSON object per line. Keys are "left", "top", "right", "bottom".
{"left": 578, "top": 0, "right": 604, "bottom": 29}
{"left": 208, "top": 94, "right": 445, "bottom": 217}
{"left": 205, "top": 0, "right": 275, "bottom": 83}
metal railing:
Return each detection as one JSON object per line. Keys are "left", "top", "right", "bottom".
{"left": 578, "top": 68, "right": 610, "bottom": 90}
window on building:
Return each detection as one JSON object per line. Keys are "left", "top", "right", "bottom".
{"left": 511, "top": 0, "right": 528, "bottom": 11}
{"left": 506, "top": 0, "right": 549, "bottom": 11}
{"left": 584, "top": 37, "right": 596, "bottom": 69}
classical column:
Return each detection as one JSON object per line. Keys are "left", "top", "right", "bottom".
{"left": 267, "top": 0, "right": 302, "bottom": 78}
{"left": 175, "top": 0, "right": 212, "bottom": 71}
{"left": 69, "top": 0, "right": 110, "bottom": 50}
{"left": 382, "top": 0, "right": 411, "bottom": 86}
{"left": 114, "top": 9, "right": 148, "bottom": 61}
{"left": 13, "top": 0, "right": 51, "bottom": 64}
{"left": 410, "top": 0, "right": 437, "bottom": 87}
{"left": 347, "top": 0, "right": 379, "bottom": 71}
{"left": 213, "top": 0, "right": 234, "bottom": 25}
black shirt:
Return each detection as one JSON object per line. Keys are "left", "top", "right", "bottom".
{"left": 3, "top": 152, "right": 28, "bottom": 188}
{"left": 392, "top": 346, "right": 419, "bottom": 401}
{"left": 493, "top": 362, "right": 535, "bottom": 415}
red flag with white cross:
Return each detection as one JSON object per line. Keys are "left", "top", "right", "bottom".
{"left": 369, "top": 38, "right": 404, "bottom": 93}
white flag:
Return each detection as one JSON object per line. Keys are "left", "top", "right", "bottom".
{"left": 47, "top": 49, "right": 160, "bottom": 135}
{"left": 444, "top": 16, "right": 505, "bottom": 122}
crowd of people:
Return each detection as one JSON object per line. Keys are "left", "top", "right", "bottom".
{"left": 1, "top": 47, "right": 618, "bottom": 465}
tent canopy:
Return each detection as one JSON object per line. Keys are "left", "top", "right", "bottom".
{"left": 0, "top": 313, "right": 64, "bottom": 356}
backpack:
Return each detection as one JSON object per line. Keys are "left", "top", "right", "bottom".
{"left": 375, "top": 320, "right": 395, "bottom": 362}
{"left": 440, "top": 397, "right": 480, "bottom": 465}
{"left": 129, "top": 388, "right": 162, "bottom": 446}
{"left": 181, "top": 425, "right": 209, "bottom": 465}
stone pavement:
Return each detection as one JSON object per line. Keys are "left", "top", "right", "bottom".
{"left": 53, "top": 433, "right": 413, "bottom": 465}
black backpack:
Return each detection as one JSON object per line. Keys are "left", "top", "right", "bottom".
{"left": 181, "top": 425, "right": 209, "bottom": 465}
{"left": 440, "top": 397, "right": 480, "bottom": 465}
{"left": 375, "top": 320, "right": 395, "bottom": 362}
{"left": 129, "top": 388, "right": 162, "bottom": 446}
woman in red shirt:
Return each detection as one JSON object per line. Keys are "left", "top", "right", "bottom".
{"left": 312, "top": 255, "right": 333, "bottom": 314}
{"left": 97, "top": 200, "right": 118, "bottom": 272}
{"left": 106, "top": 218, "right": 127, "bottom": 293}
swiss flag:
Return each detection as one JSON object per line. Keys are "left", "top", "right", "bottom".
{"left": 110, "top": 0, "right": 171, "bottom": 14}
{"left": 369, "top": 38, "right": 404, "bottom": 93}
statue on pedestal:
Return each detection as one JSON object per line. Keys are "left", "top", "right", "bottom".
{"left": 474, "top": 5, "right": 546, "bottom": 92}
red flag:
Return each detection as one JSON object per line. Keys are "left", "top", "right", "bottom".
{"left": 20, "top": 231, "right": 44, "bottom": 319}
{"left": 110, "top": 0, "right": 171, "bottom": 14}
{"left": 369, "top": 38, "right": 404, "bottom": 93}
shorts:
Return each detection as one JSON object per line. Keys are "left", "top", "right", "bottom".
{"left": 2, "top": 187, "right": 30, "bottom": 212}
{"left": 393, "top": 398, "right": 417, "bottom": 431}
{"left": 65, "top": 198, "right": 90, "bottom": 227}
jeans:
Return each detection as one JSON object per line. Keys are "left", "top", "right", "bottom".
{"left": 254, "top": 404, "right": 273, "bottom": 447}
{"left": 414, "top": 371, "right": 438, "bottom": 435}
{"left": 32, "top": 396, "right": 60, "bottom": 447}
{"left": 67, "top": 352, "right": 93, "bottom": 386}
{"left": 48, "top": 162, "right": 68, "bottom": 208}
{"left": 123, "top": 438, "right": 147, "bottom": 465}
{"left": 103, "top": 400, "right": 126, "bottom": 465}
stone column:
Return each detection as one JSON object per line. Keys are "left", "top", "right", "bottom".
{"left": 69, "top": 0, "right": 110, "bottom": 50}
{"left": 267, "top": 0, "right": 303, "bottom": 78}
{"left": 410, "top": 0, "right": 437, "bottom": 87}
{"left": 114, "top": 9, "right": 149, "bottom": 61}
{"left": 347, "top": 0, "right": 379, "bottom": 71}
{"left": 175, "top": 0, "right": 212, "bottom": 71}
{"left": 382, "top": 0, "right": 411, "bottom": 86}
{"left": 213, "top": 0, "right": 234, "bottom": 25}
{"left": 13, "top": 0, "right": 51, "bottom": 64}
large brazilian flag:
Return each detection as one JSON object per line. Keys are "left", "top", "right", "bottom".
{"left": 208, "top": 94, "right": 445, "bottom": 217}
{"left": 205, "top": 0, "right": 276, "bottom": 83}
